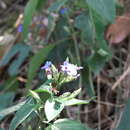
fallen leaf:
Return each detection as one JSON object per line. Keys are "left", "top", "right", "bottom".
{"left": 106, "top": 14, "right": 130, "bottom": 44}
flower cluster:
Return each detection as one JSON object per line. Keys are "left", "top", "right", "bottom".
{"left": 60, "top": 61, "right": 83, "bottom": 78}
{"left": 41, "top": 60, "right": 83, "bottom": 86}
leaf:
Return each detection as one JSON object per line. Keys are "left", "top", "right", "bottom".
{"left": 46, "top": 0, "right": 69, "bottom": 41}
{"left": 85, "top": 0, "right": 116, "bottom": 22}
{"left": 26, "top": 44, "right": 55, "bottom": 88}
{"left": 48, "top": 0, "right": 68, "bottom": 12}
{"left": 64, "top": 88, "right": 81, "bottom": 100}
{"left": 106, "top": 15, "right": 130, "bottom": 44}
{"left": 35, "top": 85, "right": 52, "bottom": 93}
{"left": 87, "top": 51, "right": 109, "bottom": 75}
{"left": 63, "top": 98, "right": 91, "bottom": 106}
{"left": 45, "top": 99, "right": 64, "bottom": 122}
{"left": 57, "top": 88, "right": 81, "bottom": 101}
{"left": 87, "top": 35, "right": 112, "bottom": 75}
{"left": 0, "top": 92, "right": 15, "bottom": 110}
{"left": 91, "top": 11, "right": 107, "bottom": 37}
{"left": 23, "top": 0, "right": 39, "bottom": 39}
{"left": 34, "top": 84, "right": 53, "bottom": 102}
{"left": 87, "top": 11, "right": 112, "bottom": 75}
{"left": 29, "top": 90, "right": 41, "bottom": 102}
{"left": 46, "top": 118, "right": 92, "bottom": 130}
{"left": 1, "top": 77, "right": 19, "bottom": 92}
{"left": 9, "top": 103, "right": 36, "bottom": 130}
{"left": 74, "top": 13, "right": 94, "bottom": 44}
{"left": 0, "top": 101, "right": 26, "bottom": 121}
{"left": 0, "top": 44, "right": 31, "bottom": 76}
{"left": 115, "top": 99, "right": 130, "bottom": 130}
{"left": 46, "top": 14, "right": 57, "bottom": 41}
{"left": 36, "top": 0, "right": 47, "bottom": 10}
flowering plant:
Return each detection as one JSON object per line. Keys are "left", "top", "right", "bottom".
{"left": 8, "top": 60, "right": 93, "bottom": 130}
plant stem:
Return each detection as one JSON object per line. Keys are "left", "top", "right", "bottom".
{"left": 67, "top": 17, "right": 82, "bottom": 120}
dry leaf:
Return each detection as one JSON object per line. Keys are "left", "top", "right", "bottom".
{"left": 106, "top": 14, "right": 130, "bottom": 44}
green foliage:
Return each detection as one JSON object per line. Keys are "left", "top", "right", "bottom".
{"left": 0, "top": 44, "right": 31, "bottom": 75}
{"left": 8, "top": 61, "right": 93, "bottom": 129}
{"left": 48, "top": 0, "right": 68, "bottom": 12}
{"left": 0, "top": 92, "right": 14, "bottom": 111}
{"left": 2, "top": 0, "right": 118, "bottom": 129}
{"left": 0, "top": 101, "right": 26, "bottom": 121}
{"left": 9, "top": 101, "right": 36, "bottom": 130}
{"left": 23, "top": 0, "right": 39, "bottom": 39}
{"left": 85, "top": 0, "right": 116, "bottom": 22}
{"left": 45, "top": 99, "right": 64, "bottom": 122}
{"left": 74, "top": 13, "right": 94, "bottom": 44}
{"left": 46, "top": 119, "right": 92, "bottom": 130}
{"left": 63, "top": 98, "right": 90, "bottom": 106}
{"left": 36, "top": 0, "right": 47, "bottom": 10}
{"left": 35, "top": 84, "right": 52, "bottom": 102}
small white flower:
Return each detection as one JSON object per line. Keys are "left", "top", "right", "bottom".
{"left": 60, "top": 61, "right": 83, "bottom": 77}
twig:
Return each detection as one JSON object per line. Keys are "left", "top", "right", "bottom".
{"left": 112, "top": 66, "right": 130, "bottom": 90}
{"left": 94, "top": 100, "right": 124, "bottom": 108}
{"left": 97, "top": 76, "right": 101, "bottom": 130}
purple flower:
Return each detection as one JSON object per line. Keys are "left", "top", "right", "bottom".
{"left": 17, "top": 24, "right": 23, "bottom": 32}
{"left": 41, "top": 61, "right": 52, "bottom": 70}
{"left": 59, "top": 8, "right": 68, "bottom": 15}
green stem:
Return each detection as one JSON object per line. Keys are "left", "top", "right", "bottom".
{"left": 67, "top": 16, "right": 82, "bottom": 120}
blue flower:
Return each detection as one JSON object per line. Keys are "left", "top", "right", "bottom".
{"left": 17, "top": 24, "right": 23, "bottom": 32}
{"left": 41, "top": 61, "right": 52, "bottom": 70}
{"left": 59, "top": 8, "right": 68, "bottom": 15}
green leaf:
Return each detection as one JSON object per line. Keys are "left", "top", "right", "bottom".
{"left": 91, "top": 11, "right": 107, "bottom": 37}
{"left": 36, "top": 0, "right": 47, "bottom": 10}
{"left": 35, "top": 85, "right": 52, "bottom": 93}
{"left": 0, "top": 92, "right": 15, "bottom": 110}
{"left": 35, "top": 85, "right": 52, "bottom": 102}
{"left": 74, "top": 13, "right": 94, "bottom": 44}
{"left": 0, "top": 101, "right": 26, "bottom": 121}
{"left": 29, "top": 90, "right": 41, "bottom": 102}
{"left": 46, "top": 118, "right": 92, "bottom": 130}
{"left": 87, "top": 36, "right": 112, "bottom": 75}
{"left": 0, "top": 44, "right": 31, "bottom": 76}
{"left": 56, "top": 89, "right": 82, "bottom": 103}
{"left": 45, "top": 99, "right": 64, "bottom": 122}
{"left": 86, "top": 0, "right": 116, "bottom": 22}
{"left": 116, "top": 99, "right": 130, "bottom": 130}
{"left": 48, "top": 0, "right": 68, "bottom": 12}
{"left": 63, "top": 98, "right": 90, "bottom": 106}
{"left": 60, "top": 88, "right": 81, "bottom": 101}
{"left": 46, "top": 14, "right": 57, "bottom": 41}
{"left": 46, "top": 0, "right": 69, "bottom": 41}
{"left": 1, "top": 77, "right": 19, "bottom": 92}
{"left": 26, "top": 44, "right": 55, "bottom": 88}
{"left": 87, "top": 51, "right": 108, "bottom": 75}
{"left": 9, "top": 103, "right": 36, "bottom": 130}
{"left": 23, "top": 0, "right": 39, "bottom": 39}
